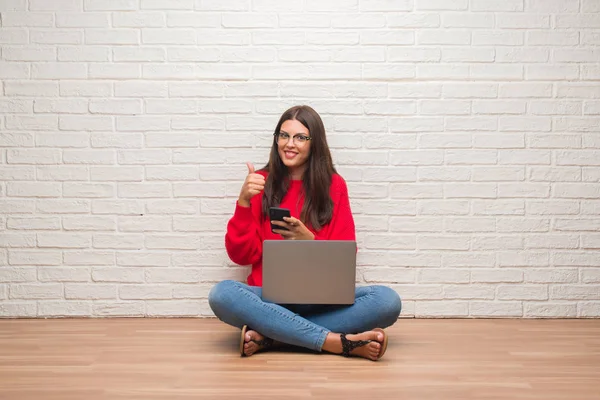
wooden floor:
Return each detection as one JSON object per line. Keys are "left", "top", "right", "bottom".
{"left": 0, "top": 319, "right": 598, "bottom": 400}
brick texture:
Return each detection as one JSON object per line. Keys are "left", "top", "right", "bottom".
{"left": 0, "top": 0, "right": 599, "bottom": 318}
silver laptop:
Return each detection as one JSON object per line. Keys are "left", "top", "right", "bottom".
{"left": 261, "top": 240, "right": 357, "bottom": 305}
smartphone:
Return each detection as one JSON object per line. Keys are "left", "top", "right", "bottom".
{"left": 269, "top": 207, "right": 291, "bottom": 233}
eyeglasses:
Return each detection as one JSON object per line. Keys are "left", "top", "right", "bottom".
{"left": 274, "top": 132, "right": 312, "bottom": 145}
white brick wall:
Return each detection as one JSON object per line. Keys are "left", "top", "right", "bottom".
{"left": 1, "top": 0, "right": 599, "bottom": 319}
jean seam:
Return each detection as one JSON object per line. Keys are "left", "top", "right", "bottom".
{"left": 356, "top": 285, "right": 375, "bottom": 305}
{"left": 234, "top": 283, "right": 315, "bottom": 329}
{"left": 315, "top": 328, "right": 329, "bottom": 351}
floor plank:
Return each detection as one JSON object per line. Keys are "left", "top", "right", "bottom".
{"left": 0, "top": 319, "right": 598, "bottom": 400}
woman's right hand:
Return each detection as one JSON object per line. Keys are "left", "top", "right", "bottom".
{"left": 238, "top": 162, "right": 265, "bottom": 207}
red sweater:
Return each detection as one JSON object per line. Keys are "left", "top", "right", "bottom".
{"left": 225, "top": 172, "right": 356, "bottom": 286}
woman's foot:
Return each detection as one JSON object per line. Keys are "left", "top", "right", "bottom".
{"left": 243, "top": 329, "right": 269, "bottom": 356}
{"left": 322, "top": 329, "right": 386, "bottom": 361}
{"left": 240, "top": 326, "right": 280, "bottom": 357}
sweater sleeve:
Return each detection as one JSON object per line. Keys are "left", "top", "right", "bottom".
{"left": 225, "top": 198, "right": 263, "bottom": 266}
{"left": 314, "top": 175, "right": 356, "bottom": 242}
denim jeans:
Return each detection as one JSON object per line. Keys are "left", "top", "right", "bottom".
{"left": 208, "top": 280, "right": 402, "bottom": 352}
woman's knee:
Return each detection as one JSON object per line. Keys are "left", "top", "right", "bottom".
{"left": 208, "top": 280, "right": 239, "bottom": 316}
{"left": 372, "top": 285, "right": 402, "bottom": 326}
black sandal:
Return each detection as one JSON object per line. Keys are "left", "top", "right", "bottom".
{"left": 340, "top": 328, "right": 388, "bottom": 361}
{"left": 239, "top": 325, "right": 274, "bottom": 357}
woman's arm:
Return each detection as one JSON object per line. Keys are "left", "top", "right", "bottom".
{"left": 225, "top": 198, "right": 263, "bottom": 266}
{"left": 224, "top": 166, "right": 266, "bottom": 266}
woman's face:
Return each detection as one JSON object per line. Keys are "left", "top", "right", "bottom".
{"left": 277, "top": 119, "right": 311, "bottom": 179}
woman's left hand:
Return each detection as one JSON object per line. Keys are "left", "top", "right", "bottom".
{"left": 272, "top": 217, "right": 315, "bottom": 240}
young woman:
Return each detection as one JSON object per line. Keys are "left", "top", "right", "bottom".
{"left": 208, "top": 105, "right": 401, "bottom": 361}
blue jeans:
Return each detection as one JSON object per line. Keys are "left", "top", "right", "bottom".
{"left": 208, "top": 280, "right": 402, "bottom": 352}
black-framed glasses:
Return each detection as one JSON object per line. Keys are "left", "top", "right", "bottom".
{"left": 274, "top": 132, "right": 312, "bottom": 145}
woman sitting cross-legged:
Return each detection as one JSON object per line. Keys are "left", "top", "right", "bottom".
{"left": 208, "top": 105, "right": 402, "bottom": 361}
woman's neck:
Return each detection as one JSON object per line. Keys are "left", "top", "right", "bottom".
{"left": 289, "top": 166, "right": 306, "bottom": 181}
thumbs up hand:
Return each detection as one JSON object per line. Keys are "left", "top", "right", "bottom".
{"left": 238, "top": 162, "right": 266, "bottom": 208}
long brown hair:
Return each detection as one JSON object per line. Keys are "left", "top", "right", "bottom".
{"left": 261, "top": 105, "right": 336, "bottom": 231}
